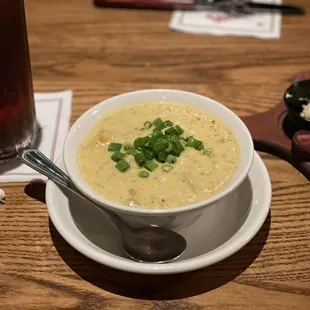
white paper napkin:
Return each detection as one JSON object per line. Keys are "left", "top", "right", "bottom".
{"left": 0, "top": 90, "right": 72, "bottom": 183}
{"left": 169, "top": 0, "right": 282, "bottom": 39}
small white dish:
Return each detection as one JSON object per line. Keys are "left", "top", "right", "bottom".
{"left": 46, "top": 151, "right": 271, "bottom": 275}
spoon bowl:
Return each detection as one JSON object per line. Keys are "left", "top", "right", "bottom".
{"left": 123, "top": 226, "right": 186, "bottom": 263}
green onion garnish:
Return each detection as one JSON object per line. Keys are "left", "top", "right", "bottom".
{"left": 170, "top": 135, "right": 180, "bottom": 143}
{"left": 109, "top": 118, "right": 211, "bottom": 176}
{"left": 165, "top": 142, "right": 173, "bottom": 152}
{"left": 133, "top": 137, "right": 144, "bottom": 149}
{"left": 111, "top": 151, "right": 126, "bottom": 162}
{"left": 162, "top": 164, "right": 173, "bottom": 172}
{"left": 142, "top": 148, "right": 154, "bottom": 160}
{"left": 134, "top": 152, "right": 147, "bottom": 166}
{"left": 123, "top": 143, "right": 137, "bottom": 155}
{"left": 202, "top": 147, "right": 212, "bottom": 156}
{"left": 144, "top": 160, "right": 159, "bottom": 172}
{"left": 186, "top": 137, "right": 204, "bottom": 150}
{"left": 174, "top": 125, "right": 184, "bottom": 135}
{"left": 186, "top": 136, "right": 197, "bottom": 147}
{"left": 123, "top": 143, "right": 137, "bottom": 156}
{"left": 157, "top": 151, "right": 168, "bottom": 162}
{"left": 153, "top": 118, "right": 165, "bottom": 130}
{"left": 165, "top": 127, "right": 177, "bottom": 136}
{"left": 153, "top": 140, "right": 169, "bottom": 153}
{"left": 138, "top": 170, "right": 149, "bottom": 178}
{"left": 166, "top": 154, "right": 177, "bottom": 164}
{"left": 148, "top": 131, "right": 164, "bottom": 146}
{"left": 115, "top": 159, "right": 130, "bottom": 172}
{"left": 196, "top": 142, "right": 205, "bottom": 151}
{"left": 163, "top": 135, "right": 171, "bottom": 142}
{"left": 127, "top": 149, "right": 138, "bottom": 156}
{"left": 141, "top": 121, "right": 152, "bottom": 131}
{"left": 123, "top": 142, "right": 134, "bottom": 152}
{"left": 171, "top": 141, "right": 184, "bottom": 157}
{"left": 164, "top": 120, "right": 173, "bottom": 127}
{"left": 133, "top": 136, "right": 150, "bottom": 149}
{"left": 108, "top": 143, "right": 122, "bottom": 152}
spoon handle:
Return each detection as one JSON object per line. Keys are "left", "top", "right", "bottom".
{"left": 21, "top": 149, "right": 123, "bottom": 227}
{"left": 21, "top": 149, "right": 76, "bottom": 189}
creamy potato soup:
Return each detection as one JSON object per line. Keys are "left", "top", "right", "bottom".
{"left": 78, "top": 103, "right": 240, "bottom": 209}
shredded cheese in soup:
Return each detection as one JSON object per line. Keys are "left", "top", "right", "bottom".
{"left": 78, "top": 103, "right": 240, "bottom": 209}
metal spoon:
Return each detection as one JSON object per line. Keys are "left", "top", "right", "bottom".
{"left": 21, "top": 149, "right": 187, "bottom": 263}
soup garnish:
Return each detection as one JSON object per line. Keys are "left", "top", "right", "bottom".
{"left": 107, "top": 117, "right": 213, "bottom": 178}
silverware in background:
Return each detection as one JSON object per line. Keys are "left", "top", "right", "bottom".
{"left": 94, "top": 0, "right": 306, "bottom": 15}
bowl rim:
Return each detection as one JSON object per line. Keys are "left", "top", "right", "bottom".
{"left": 64, "top": 89, "right": 254, "bottom": 215}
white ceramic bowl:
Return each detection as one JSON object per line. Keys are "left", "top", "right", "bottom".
{"left": 64, "top": 89, "right": 254, "bottom": 230}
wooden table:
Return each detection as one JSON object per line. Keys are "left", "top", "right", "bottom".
{"left": 1, "top": 0, "right": 309, "bottom": 308}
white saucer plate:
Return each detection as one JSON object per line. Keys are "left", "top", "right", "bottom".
{"left": 46, "top": 152, "right": 271, "bottom": 275}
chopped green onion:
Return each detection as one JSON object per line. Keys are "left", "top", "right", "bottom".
{"left": 134, "top": 152, "right": 147, "bottom": 166}
{"left": 141, "top": 121, "right": 152, "bottom": 131}
{"left": 186, "top": 136, "right": 196, "bottom": 146}
{"left": 123, "top": 142, "right": 134, "bottom": 152}
{"left": 162, "top": 164, "right": 173, "bottom": 172}
{"left": 179, "top": 138, "right": 186, "bottom": 146}
{"left": 133, "top": 137, "right": 144, "bottom": 149}
{"left": 171, "top": 141, "right": 184, "bottom": 157}
{"left": 174, "top": 125, "right": 184, "bottom": 135}
{"left": 186, "top": 137, "right": 204, "bottom": 150}
{"left": 164, "top": 120, "right": 173, "bottom": 127}
{"left": 165, "top": 142, "right": 173, "bottom": 152}
{"left": 148, "top": 131, "right": 164, "bottom": 146}
{"left": 163, "top": 135, "right": 171, "bottom": 142}
{"left": 170, "top": 135, "right": 180, "bottom": 143}
{"left": 157, "top": 151, "right": 168, "bottom": 162}
{"left": 109, "top": 119, "right": 212, "bottom": 175}
{"left": 166, "top": 154, "right": 177, "bottom": 164}
{"left": 153, "top": 140, "right": 169, "bottom": 153}
{"left": 115, "top": 159, "right": 130, "bottom": 172}
{"left": 144, "top": 160, "right": 159, "bottom": 172}
{"left": 202, "top": 147, "right": 213, "bottom": 156}
{"left": 144, "top": 136, "right": 151, "bottom": 145}
{"left": 123, "top": 143, "right": 137, "bottom": 155}
{"left": 108, "top": 143, "right": 122, "bottom": 152}
{"left": 196, "top": 142, "right": 205, "bottom": 151}
{"left": 153, "top": 118, "right": 165, "bottom": 130}
{"left": 111, "top": 151, "right": 126, "bottom": 162}
{"left": 165, "top": 127, "right": 177, "bottom": 136}
{"left": 142, "top": 148, "right": 154, "bottom": 160}
{"left": 126, "top": 148, "right": 138, "bottom": 156}
{"left": 133, "top": 137, "right": 150, "bottom": 149}
{"left": 138, "top": 170, "right": 149, "bottom": 178}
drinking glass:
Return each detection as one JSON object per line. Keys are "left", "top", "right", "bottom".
{"left": 0, "top": 0, "right": 38, "bottom": 162}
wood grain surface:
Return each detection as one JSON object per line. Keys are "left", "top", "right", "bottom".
{"left": 1, "top": 0, "right": 310, "bottom": 309}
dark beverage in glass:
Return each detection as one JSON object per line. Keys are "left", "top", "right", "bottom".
{"left": 0, "top": 0, "right": 37, "bottom": 162}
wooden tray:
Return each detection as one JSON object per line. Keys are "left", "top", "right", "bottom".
{"left": 240, "top": 71, "right": 310, "bottom": 181}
